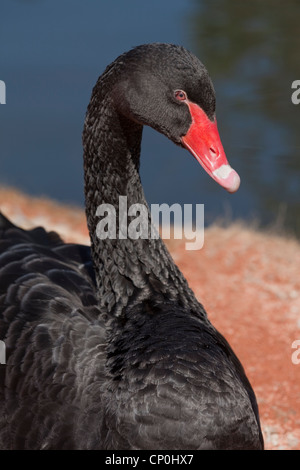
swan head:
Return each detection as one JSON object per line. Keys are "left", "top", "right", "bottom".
{"left": 112, "top": 43, "right": 240, "bottom": 193}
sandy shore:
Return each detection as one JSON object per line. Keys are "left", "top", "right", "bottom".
{"left": 1, "top": 186, "right": 300, "bottom": 450}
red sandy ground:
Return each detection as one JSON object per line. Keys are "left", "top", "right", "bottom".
{"left": 1, "top": 186, "right": 300, "bottom": 450}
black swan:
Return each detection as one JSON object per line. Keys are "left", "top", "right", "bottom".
{"left": 0, "top": 43, "right": 264, "bottom": 450}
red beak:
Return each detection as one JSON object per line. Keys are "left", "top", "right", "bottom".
{"left": 181, "top": 101, "right": 240, "bottom": 193}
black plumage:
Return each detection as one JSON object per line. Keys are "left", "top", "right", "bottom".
{"left": 0, "top": 43, "right": 264, "bottom": 449}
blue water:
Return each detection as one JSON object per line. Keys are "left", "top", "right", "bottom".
{"left": 1, "top": 0, "right": 300, "bottom": 236}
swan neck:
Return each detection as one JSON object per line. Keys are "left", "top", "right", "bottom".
{"left": 83, "top": 89, "right": 201, "bottom": 318}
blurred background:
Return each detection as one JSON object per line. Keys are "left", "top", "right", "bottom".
{"left": 1, "top": 0, "right": 300, "bottom": 236}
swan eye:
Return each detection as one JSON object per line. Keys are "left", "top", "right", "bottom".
{"left": 174, "top": 90, "right": 187, "bottom": 101}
